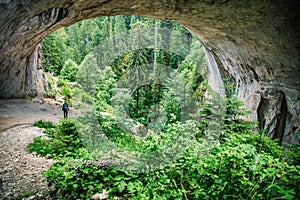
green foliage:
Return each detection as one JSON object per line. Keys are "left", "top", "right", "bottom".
{"left": 96, "top": 114, "right": 128, "bottom": 145}
{"left": 33, "top": 120, "right": 55, "bottom": 129}
{"left": 60, "top": 59, "right": 79, "bottom": 82}
{"left": 43, "top": 160, "right": 105, "bottom": 199}
{"left": 160, "top": 92, "right": 182, "bottom": 124}
{"left": 27, "top": 136, "right": 53, "bottom": 157}
{"left": 128, "top": 83, "right": 164, "bottom": 126}
{"left": 188, "top": 137, "right": 300, "bottom": 200}
{"left": 76, "top": 53, "right": 100, "bottom": 95}
{"left": 71, "top": 87, "right": 94, "bottom": 109}
{"left": 28, "top": 118, "right": 84, "bottom": 159}
{"left": 287, "top": 144, "right": 300, "bottom": 166}
{"left": 45, "top": 73, "right": 59, "bottom": 98}
{"left": 38, "top": 15, "right": 299, "bottom": 200}
{"left": 43, "top": 128, "right": 300, "bottom": 199}
{"left": 57, "top": 78, "right": 72, "bottom": 98}
{"left": 50, "top": 119, "right": 84, "bottom": 158}
{"left": 32, "top": 120, "right": 56, "bottom": 141}
{"left": 95, "top": 66, "right": 117, "bottom": 111}
{"left": 36, "top": 93, "right": 300, "bottom": 199}
{"left": 19, "top": 191, "right": 37, "bottom": 199}
{"left": 41, "top": 30, "right": 69, "bottom": 75}
{"left": 185, "top": 38, "right": 207, "bottom": 88}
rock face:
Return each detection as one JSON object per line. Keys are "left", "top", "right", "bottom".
{"left": 0, "top": 0, "right": 299, "bottom": 145}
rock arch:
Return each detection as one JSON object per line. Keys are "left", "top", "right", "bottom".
{"left": 0, "top": 0, "right": 299, "bottom": 145}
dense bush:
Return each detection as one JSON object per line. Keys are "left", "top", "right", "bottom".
{"left": 57, "top": 78, "right": 72, "bottom": 99}
{"left": 27, "top": 136, "right": 54, "bottom": 157}
{"left": 60, "top": 59, "right": 79, "bottom": 82}
{"left": 33, "top": 120, "right": 55, "bottom": 129}
{"left": 28, "top": 100, "right": 300, "bottom": 200}
{"left": 42, "top": 128, "right": 300, "bottom": 199}
{"left": 28, "top": 119, "right": 84, "bottom": 159}
{"left": 27, "top": 94, "right": 300, "bottom": 200}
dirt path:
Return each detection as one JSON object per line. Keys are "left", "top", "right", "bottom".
{"left": 0, "top": 99, "right": 81, "bottom": 132}
{"left": 0, "top": 99, "right": 82, "bottom": 199}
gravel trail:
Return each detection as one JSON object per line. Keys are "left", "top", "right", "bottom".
{"left": 0, "top": 99, "right": 81, "bottom": 199}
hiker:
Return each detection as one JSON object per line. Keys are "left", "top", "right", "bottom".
{"left": 62, "top": 101, "right": 69, "bottom": 118}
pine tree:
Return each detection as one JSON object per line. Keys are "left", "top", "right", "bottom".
{"left": 60, "top": 59, "right": 79, "bottom": 82}
{"left": 41, "top": 29, "right": 68, "bottom": 75}
{"left": 76, "top": 53, "right": 100, "bottom": 95}
{"left": 95, "top": 66, "right": 117, "bottom": 111}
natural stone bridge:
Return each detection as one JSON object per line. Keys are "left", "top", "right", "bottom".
{"left": 0, "top": 0, "right": 299, "bottom": 145}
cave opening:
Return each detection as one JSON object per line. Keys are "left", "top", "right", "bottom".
{"left": 40, "top": 15, "right": 227, "bottom": 131}
{"left": 0, "top": 0, "right": 299, "bottom": 148}
{"left": 1, "top": 1, "right": 300, "bottom": 198}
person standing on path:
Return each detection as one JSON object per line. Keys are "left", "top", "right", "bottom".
{"left": 62, "top": 100, "right": 69, "bottom": 118}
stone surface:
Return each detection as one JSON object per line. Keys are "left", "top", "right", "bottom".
{"left": 0, "top": 0, "right": 299, "bottom": 144}
{"left": 0, "top": 99, "right": 83, "bottom": 198}
{"left": 0, "top": 125, "right": 54, "bottom": 199}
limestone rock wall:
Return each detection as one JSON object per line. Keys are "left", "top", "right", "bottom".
{"left": 0, "top": 0, "right": 299, "bottom": 144}
{"left": 24, "top": 44, "right": 48, "bottom": 98}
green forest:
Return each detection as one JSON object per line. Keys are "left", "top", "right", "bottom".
{"left": 28, "top": 15, "right": 300, "bottom": 199}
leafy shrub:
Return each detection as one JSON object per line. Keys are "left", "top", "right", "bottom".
{"left": 32, "top": 120, "right": 55, "bottom": 144}
{"left": 287, "top": 144, "right": 300, "bottom": 166}
{"left": 28, "top": 118, "right": 84, "bottom": 159}
{"left": 60, "top": 59, "right": 79, "bottom": 82}
{"left": 57, "top": 78, "right": 67, "bottom": 87}
{"left": 45, "top": 73, "right": 59, "bottom": 97}
{"left": 33, "top": 120, "right": 55, "bottom": 129}
{"left": 27, "top": 136, "right": 53, "bottom": 156}
{"left": 43, "top": 160, "right": 107, "bottom": 199}
{"left": 71, "top": 87, "right": 94, "bottom": 109}
{"left": 44, "top": 130, "right": 300, "bottom": 199}
{"left": 41, "top": 113, "right": 300, "bottom": 199}
{"left": 31, "top": 92, "right": 300, "bottom": 199}
{"left": 57, "top": 78, "right": 72, "bottom": 98}
{"left": 51, "top": 119, "right": 84, "bottom": 157}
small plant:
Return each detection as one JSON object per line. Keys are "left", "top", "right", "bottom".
{"left": 18, "top": 191, "right": 37, "bottom": 199}
{"left": 27, "top": 136, "right": 53, "bottom": 156}
{"left": 33, "top": 120, "right": 55, "bottom": 129}
{"left": 287, "top": 144, "right": 300, "bottom": 166}
{"left": 43, "top": 160, "right": 106, "bottom": 199}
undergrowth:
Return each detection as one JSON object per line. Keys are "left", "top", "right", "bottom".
{"left": 27, "top": 102, "right": 300, "bottom": 199}
{"left": 29, "top": 119, "right": 86, "bottom": 159}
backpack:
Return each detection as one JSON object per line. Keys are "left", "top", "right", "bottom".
{"left": 63, "top": 103, "right": 68, "bottom": 110}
